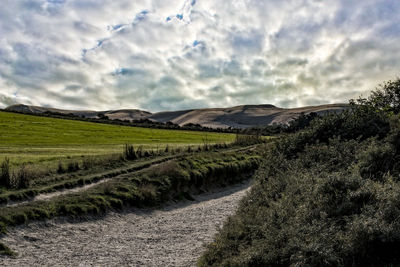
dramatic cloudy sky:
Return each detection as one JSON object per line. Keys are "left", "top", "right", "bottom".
{"left": 0, "top": 0, "right": 399, "bottom": 111}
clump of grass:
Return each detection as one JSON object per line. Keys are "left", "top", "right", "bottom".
{"left": 12, "top": 164, "right": 31, "bottom": 189}
{"left": 57, "top": 161, "right": 65, "bottom": 174}
{"left": 82, "top": 156, "right": 95, "bottom": 170}
{"left": 138, "top": 184, "right": 158, "bottom": 204}
{"left": 0, "top": 158, "right": 12, "bottom": 188}
{"left": 0, "top": 160, "right": 32, "bottom": 189}
{"left": 0, "top": 242, "right": 16, "bottom": 257}
{"left": 124, "top": 144, "right": 137, "bottom": 160}
{"left": 67, "top": 161, "right": 80, "bottom": 172}
{"left": 234, "top": 133, "right": 263, "bottom": 145}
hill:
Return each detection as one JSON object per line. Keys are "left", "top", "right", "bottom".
{"left": 0, "top": 111, "right": 235, "bottom": 166}
{"left": 5, "top": 103, "right": 349, "bottom": 129}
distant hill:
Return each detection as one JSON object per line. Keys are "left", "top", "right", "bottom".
{"left": 5, "top": 104, "right": 151, "bottom": 121}
{"left": 5, "top": 103, "right": 349, "bottom": 129}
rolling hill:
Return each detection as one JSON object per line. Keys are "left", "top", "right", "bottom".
{"left": 5, "top": 103, "right": 349, "bottom": 129}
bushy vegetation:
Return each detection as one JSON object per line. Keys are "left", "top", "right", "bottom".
{"left": 244, "top": 112, "right": 322, "bottom": 136}
{"left": 199, "top": 78, "right": 400, "bottom": 266}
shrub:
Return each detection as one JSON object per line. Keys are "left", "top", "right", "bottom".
{"left": 357, "top": 141, "right": 395, "bottom": 180}
{"left": 353, "top": 78, "right": 400, "bottom": 115}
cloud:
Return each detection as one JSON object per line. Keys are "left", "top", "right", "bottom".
{"left": 0, "top": 0, "right": 400, "bottom": 111}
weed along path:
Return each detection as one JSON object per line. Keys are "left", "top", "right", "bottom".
{"left": 0, "top": 181, "right": 251, "bottom": 266}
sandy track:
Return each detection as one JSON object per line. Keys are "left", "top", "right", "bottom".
{"left": 0, "top": 181, "right": 251, "bottom": 267}
{"left": 5, "top": 157, "right": 176, "bottom": 208}
{"left": 6, "top": 179, "right": 111, "bottom": 208}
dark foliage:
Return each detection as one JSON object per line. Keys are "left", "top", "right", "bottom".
{"left": 199, "top": 78, "right": 400, "bottom": 266}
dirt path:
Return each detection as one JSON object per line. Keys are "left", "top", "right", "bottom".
{"left": 4, "top": 146, "right": 254, "bottom": 208}
{"left": 5, "top": 157, "right": 176, "bottom": 208}
{"left": 0, "top": 181, "right": 251, "bottom": 266}
{"left": 6, "top": 179, "right": 112, "bottom": 208}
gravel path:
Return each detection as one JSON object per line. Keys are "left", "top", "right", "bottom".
{"left": 0, "top": 181, "right": 251, "bottom": 267}
{"left": 6, "top": 179, "right": 111, "bottom": 208}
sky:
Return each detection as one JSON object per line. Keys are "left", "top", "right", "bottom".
{"left": 0, "top": 0, "right": 399, "bottom": 112}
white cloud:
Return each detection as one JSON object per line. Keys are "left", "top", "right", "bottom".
{"left": 0, "top": 0, "right": 400, "bottom": 111}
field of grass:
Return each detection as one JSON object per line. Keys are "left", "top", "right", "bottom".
{"left": 0, "top": 111, "right": 235, "bottom": 166}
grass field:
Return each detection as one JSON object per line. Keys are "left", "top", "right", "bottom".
{"left": 0, "top": 111, "right": 235, "bottom": 166}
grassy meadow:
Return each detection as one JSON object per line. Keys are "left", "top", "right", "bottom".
{"left": 0, "top": 111, "right": 235, "bottom": 166}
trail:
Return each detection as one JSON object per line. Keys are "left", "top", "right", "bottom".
{"left": 5, "top": 146, "right": 255, "bottom": 208}
{"left": 5, "top": 155, "right": 178, "bottom": 208}
{"left": 0, "top": 181, "right": 251, "bottom": 266}
{"left": 6, "top": 178, "right": 112, "bottom": 207}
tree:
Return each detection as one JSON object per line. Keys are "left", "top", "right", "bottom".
{"left": 351, "top": 78, "right": 400, "bottom": 115}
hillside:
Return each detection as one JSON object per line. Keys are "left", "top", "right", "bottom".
{"left": 5, "top": 103, "right": 349, "bottom": 129}
{"left": 0, "top": 111, "right": 235, "bottom": 166}
{"left": 4, "top": 105, "right": 150, "bottom": 121}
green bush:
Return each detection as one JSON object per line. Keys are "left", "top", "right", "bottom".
{"left": 353, "top": 78, "right": 400, "bottom": 115}
{"left": 199, "top": 78, "right": 400, "bottom": 266}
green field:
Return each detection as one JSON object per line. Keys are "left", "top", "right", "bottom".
{"left": 0, "top": 111, "right": 235, "bottom": 166}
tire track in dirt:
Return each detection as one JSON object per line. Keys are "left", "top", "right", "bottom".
{"left": 0, "top": 181, "right": 252, "bottom": 266}
{"left": 5, "top": 156, "right": 176, "bottom": 208}
{"left": 5, "top": 146, "right": 255, "bottom": 208}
